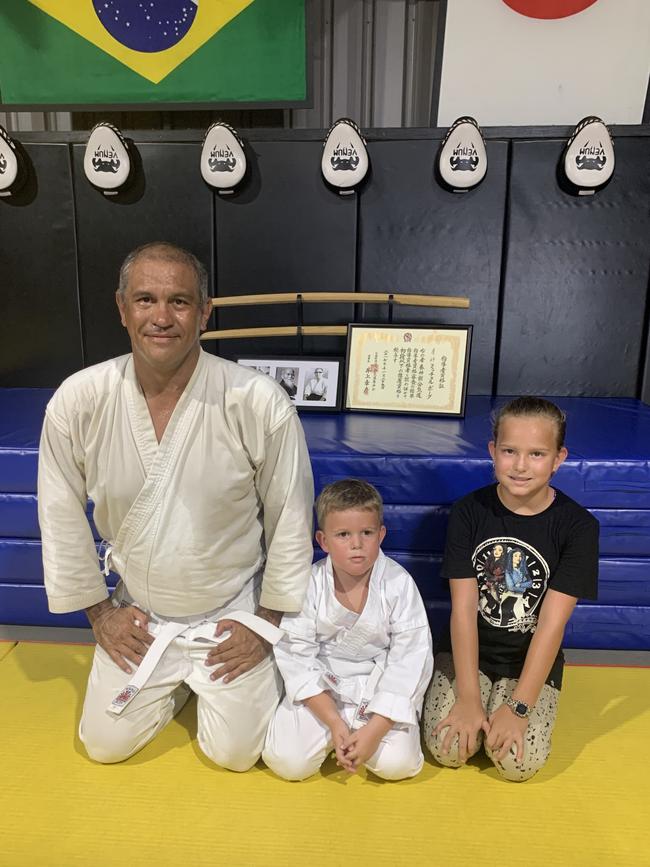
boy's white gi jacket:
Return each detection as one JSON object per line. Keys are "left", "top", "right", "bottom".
{"left": 275, "top": 551, "right": 434, "bottom": 727}
{"left": 38, "top": 350, "right": 314, "bottom": 618}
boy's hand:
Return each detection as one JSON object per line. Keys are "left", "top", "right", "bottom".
{"left": 433, "top": 697, "right": 488, "bottom": 763}
{"left": 485, "top": 703, "right": 528, "bottom": 763}
{"left": 329, "top": 717, "right": 354, "bottom": 771}
{"left": 304, "top": 692, "right": 353, "bottom": 769}
{"left": 340, "top": 715, "right": 392, "bottom": 773}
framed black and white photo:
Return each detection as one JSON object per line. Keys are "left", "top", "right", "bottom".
{"left": 345, "top": 324, "right": 472, "bottom": 416}
{"left": 236, "top": 357, "right": 344, "bottom": 411}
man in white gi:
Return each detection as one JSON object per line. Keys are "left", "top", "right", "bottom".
{"left": 303, "top": 367, "right": 328, "bottom": 402}
{"left": 38, "top": 242, "right": 314, "bottom": 770}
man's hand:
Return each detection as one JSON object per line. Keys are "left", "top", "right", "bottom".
{"left": 86, "top": 600, "right": 153, "bottom": 674}
{"left": 207, "top": 605, "right": 281, "bottom": 683}
{"left": 433, "top": 696, "right": 489, "bottom": 763}
{"left": 485, "top": 702, "right": 529, "bottom": 763}
{"left": 340, "top": 715, "right": 393, "bottom": 773}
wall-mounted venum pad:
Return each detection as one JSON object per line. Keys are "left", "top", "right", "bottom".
{"left": 321, "top": 118, "right": 369, "bottom": 192}
{"left": 83, "top": 123, "right": 132, "bottom": 194}
{"left": 438, "top": 116, "right": 487, "bottom": 191}
{"left": 563, "top": 116, "right": 615, "bottom": 193}
{"left": 200, "top": 122, "right": 246, "bottom": 193}
{"left": 0, "top": 125, "right": 26, "bottom": 196}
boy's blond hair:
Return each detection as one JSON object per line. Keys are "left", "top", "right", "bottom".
{"left": 315, "top": 479, "right": 383, "bottom": 528}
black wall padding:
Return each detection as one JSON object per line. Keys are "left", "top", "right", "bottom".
{"left": 0, "top": 144, "right": 82, "bottom": 387}
{"left": 498, "top": 137, "right": 650, "bottom": 396}
{"left": 72, "top": 142, "right": 214, "bottom": 369}
{"left": 2, "top": 130, "right": 650, "bottom": 398}
{"left": 214, "top": 141, "right": 357, "bottom": 362}
{"left": 357, "top": 140, "right": 508, "bottom": 395}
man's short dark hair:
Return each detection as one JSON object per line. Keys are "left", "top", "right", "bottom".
{"left": 118, "top": 242, "right": 209, "bottom": 305}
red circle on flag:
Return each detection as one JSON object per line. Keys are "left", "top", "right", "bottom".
{"left": 503, "top": 0, "right": 598, "bottom": 18}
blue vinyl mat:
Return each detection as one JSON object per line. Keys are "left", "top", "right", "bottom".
{"left": 1, "top": 388, "right": 650, "bottom": 647}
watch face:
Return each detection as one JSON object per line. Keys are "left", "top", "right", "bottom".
{"left": 516, "top": 702, "right": 529, "bottom": 716}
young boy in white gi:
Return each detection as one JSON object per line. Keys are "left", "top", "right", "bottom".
{"left": 263, "top": 479, "right": 433, "bottom": 780}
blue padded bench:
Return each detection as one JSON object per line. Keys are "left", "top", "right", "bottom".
{"left": 1, "top": 389, "right": 649, "bottom": 649}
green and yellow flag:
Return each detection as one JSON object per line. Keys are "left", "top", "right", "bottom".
{"left": 0, "top": 0, "right": 306, "bottom": 106}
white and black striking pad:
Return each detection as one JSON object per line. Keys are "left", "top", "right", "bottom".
{"left": 563, "top": 116, "right": 614, "bottom": 194}
{"left": 321, "top": 118, "right": 369, "bottom": 193}
{"left": 0, "top": 125, "right": 25, "bottom": 196}
{"left": 84, "top": 122, "right": 132, "bottom": 194}
{"left": 200, "top": 122, "right": 246, "bottom": 193}
{"left": 438, "top": 116, "right": 487, "bottom": 191}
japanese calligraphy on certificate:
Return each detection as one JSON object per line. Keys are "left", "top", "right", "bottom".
{"left": 345, "top": 325, "right": 472, "bottom": 416}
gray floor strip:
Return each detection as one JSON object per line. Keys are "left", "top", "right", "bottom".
{"left": 2, "top": 624, "right": 650, "bottom": 665}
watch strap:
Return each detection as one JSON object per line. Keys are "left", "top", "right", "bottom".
{"left": 505, "top": 696, "right": 532, "bottom": 719}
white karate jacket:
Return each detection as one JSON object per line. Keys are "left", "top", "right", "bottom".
{"left": 275, "top": 551, "right": 433, "bottom": 727}
{"left": 38, "top": 350, "right": 314, "bottom": 617}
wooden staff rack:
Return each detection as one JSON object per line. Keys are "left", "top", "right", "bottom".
{"left": 201, "top": 291, "right": 469, "bottom": 341}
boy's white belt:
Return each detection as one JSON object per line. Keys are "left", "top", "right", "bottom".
{"left": 108, "top": 610, "right": 284, "bottom": 715}
{"left": 321, "top": 662, "right": 384, "bottom": 729}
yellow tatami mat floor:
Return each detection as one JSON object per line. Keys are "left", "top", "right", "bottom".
{"left": 1, "top": 641, "right": 649, "bottom": 867}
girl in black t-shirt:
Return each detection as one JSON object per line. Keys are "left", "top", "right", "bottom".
{"left": 422, "top": 397, "right": 599, "bottom": 782}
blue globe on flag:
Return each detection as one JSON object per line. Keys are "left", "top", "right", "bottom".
{"left": 92, "top": 0, "right": 198, "bottom": 52}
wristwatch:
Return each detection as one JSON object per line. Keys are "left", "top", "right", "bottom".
{"left": 505, "top": 697, "right": 532, "bottom": 719}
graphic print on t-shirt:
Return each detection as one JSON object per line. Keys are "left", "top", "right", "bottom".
{"left": 473, "top": 537, "right": 549, "bottom": 632}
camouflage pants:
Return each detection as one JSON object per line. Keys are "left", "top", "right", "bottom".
{"left": 422, "top": 653, "right": 559, "bottom": 782}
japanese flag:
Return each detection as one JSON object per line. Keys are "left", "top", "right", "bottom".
{"left": 437, "top": 0, "right": 650, "bottom": 125}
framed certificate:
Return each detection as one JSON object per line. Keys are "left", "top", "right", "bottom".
{"left": 344, "top": 324, "right": 472, "bottom": 416}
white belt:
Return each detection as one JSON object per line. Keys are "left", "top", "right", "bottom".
{"left": 108, "top": 610, "right": 284, "bottom": 715}
{"left": 320, "top": 661, "right": 384, "bottom": 729}
{"left": 352, "top": 663, "right": 383, "bottom": 728}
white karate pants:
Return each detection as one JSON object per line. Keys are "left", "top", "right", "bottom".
{"left": 263, "top": 693, "right": 424, "bottom": 781}
{"left": 79, "top": 619, "right": 282, "bottom": 771}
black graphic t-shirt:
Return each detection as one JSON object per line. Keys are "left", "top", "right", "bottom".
{"left": 439, "top": 484, "right": 599, "bottom": 689}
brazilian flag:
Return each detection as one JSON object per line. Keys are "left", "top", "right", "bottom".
{"left": 0, "top": 0, "right": 306, "bottom": 106}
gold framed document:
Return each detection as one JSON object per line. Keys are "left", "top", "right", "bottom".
{"left": 345, "top": 324, "right": 472, "bottom": 416}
